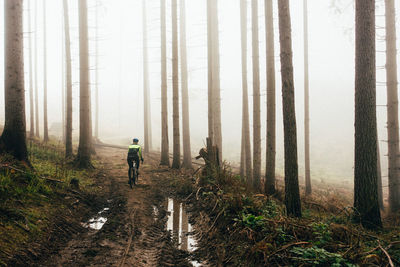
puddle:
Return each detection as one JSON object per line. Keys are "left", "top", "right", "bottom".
{"left": 152, "top": 205, "right": 159, "bottom": 221}
{"left": 167, "top": 198, "right": 201, "bottom": 266}
{"left": 82, "top": 207, "right": 110, "bottom": 230}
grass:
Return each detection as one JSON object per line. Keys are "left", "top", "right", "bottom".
{"left": 0, "top": 140, "right": 98, "bottom": 265}
{"left": 179, "top": 163, "right": 400, "bottom": 267}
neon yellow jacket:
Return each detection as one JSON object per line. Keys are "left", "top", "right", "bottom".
{"left": 128, "top": 144, "right": 143, "bottom": 160}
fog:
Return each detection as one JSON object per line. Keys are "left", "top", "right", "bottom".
{"left": 0, "top": 0, "right": 399, "bottom": 185}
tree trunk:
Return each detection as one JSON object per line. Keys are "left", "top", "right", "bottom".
{"left": 377, "top": 132, "right": 384, "bottom": 210}
{"left": 265, "top": 0, "right": 276, "bottom": 195}
{"left": 143, "top": 0, "right": 151, "bottom": 154}
{"left": 385, "top": 0, "right": 400, "bottom": 213}
{"left": 207, "top": 0, "right": 222, "bottom": 162}
{"left": 240, "top": 0, "right": 252, "bottom": 187}
{"left": 180, "top": 0, "right": 192, "bottom": 169}
{"left": 0, "top": 0, "right": 28, "bottom": 162}
{"left": 34, "top": 0, "right": 39, "bottom": 138}
{"left": 211, "top": 0, "right": 222, "bottom": 163}
{"left": 76, "top": 0, "right": 92, "bottom": 168}
{"left": 251, "top": 0, "right": 261, "bottom": 191}
{"left": 278, "top": 0, "right": 301, "bottom": 217}
{"left": 207, "top": 0, "right": 214, "bottom": 144}
{"left": 95, "top": 0, "right": 99, "bottom": 140}
{"left": 160, "top": 0, "right": 170, "bottom": 166}
{"left": 304, "top": 0, "right": 311, "bottom": 195}
{"left": 43, "top": 0, "right": 49, "bottom": 142}
{"left": 62, "top": 19, "right": 65, "bottom": 143}
{"left": 28, "top": 0, "right": 35, "bottom": 138}
{"left": 171, "top": 0, "right": 181, "bottom": 169}
{"left": 63, "top": 0, "right": 73, "bottom": 158}
{"left": 354, "top": 0, "right": 382, "bottom": 228}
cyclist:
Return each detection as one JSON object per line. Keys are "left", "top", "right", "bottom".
{"left": 127, "top": 138, "right": 144, "bottom": 181}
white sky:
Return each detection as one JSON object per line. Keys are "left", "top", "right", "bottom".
{"left": 1, "top": 0, "right": 400, "bottom": 185}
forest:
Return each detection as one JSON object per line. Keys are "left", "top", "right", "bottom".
{"left": 0, "top": 0, "right": 400, "bottom": 266}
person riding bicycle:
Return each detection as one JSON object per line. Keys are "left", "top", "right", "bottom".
{"left": 127, "top": 138, "right": 144, "bottom": 178}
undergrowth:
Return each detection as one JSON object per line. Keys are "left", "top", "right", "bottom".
{"left": 0, "top": 140, "right": 97, "bottom": 266}
{"left": 184, "top": 163, "right": 400, "bottom": 267}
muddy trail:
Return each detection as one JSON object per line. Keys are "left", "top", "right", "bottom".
{"left": 44, "top": 146, "right": 204, "bottom": 267}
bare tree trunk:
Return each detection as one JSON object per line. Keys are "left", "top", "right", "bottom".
{"left": 354, "top": 0, "right": 381, "bottom": 228}
{"left": 265, "top": 0, "right": 276, "bottom": 195}
{"left": 62, "top": 19, "right": 65, "bottom": 143}
{"left": 28, "top": 0, "right": 34, "bottom": 138}
{"left": 180, "top": 0, "right": 192, "bottom": 169}
{"left": 95, "top": 0, "right": 99, "bottom": 140}
{"left": 171, "top": 0, "right": 181, "bottom": 169}
{"left": 43, "top": 0, "right": 49, "bottom": 142}
{"left": 63, "top": 0, "right": 73, "bottom": 158}
{"left": 278, "top": 0, "right": 301, "bottom": 217}
{"left": 251, "top": 0, "right": 261, "bottom": 191}
{"left": 160, "top": 0, "right": 170, "bottom": 166}
{"left": 34, "top": 0, "right": 39, "bottom": 138}
{"left": 240, "top": 127, "right": 245, "bottom": 178}
{"left": 143, "top": 0, "right": 151, "bottom": 154}
{"left": 76, "top": 0, "right": 92, "bottom": 168}
{"left": 207, "top": 0, "right": 222, "bottom": 162}
{"left": 304, "top": 0, "right": 311, "bottom": 195}
{"left": 377, "top": 131, "right": 384, "bottom": 210}
{"left": 0, "top": 0, "right": 28, "bottom": 162}
{"left": 207, "top": 0, "right": 214, "bottom": 144}
{"left": 211, "top": 0, "right": 222, "bottom": 163}
{"left": 240, "top": 0, "right": 252, "bottom": 186}
{"left": 385, "top": 0, "right": 400, "bottom": 213}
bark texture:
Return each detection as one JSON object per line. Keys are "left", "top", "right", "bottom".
{"left": 240, "top": 0, "right": 252, "bottom": 187}
{"left": 0, "top": 0, "right": 28, "bottom": 162}
{"left": 160, "top": 0, "right": 170, "bottom": 166}
{"left": 252, "top": 0, "right": 261, "bottom": 191}
{"left": 76, "top": 0, "right": 92, "bottom": 168}
{"left": 63, "top": 0, "right": 73, "bottom": 158}
{"left": 385, "top": 0, "right": 400, "bottom": 213}
{"left": 171, "top": 0, "right": 181, "bottom": 169}
{"left": 95, "top": 0, "right": 99, "bottom": 140}
{"left": 278, "top": 0, "right": 302, "bottom": 217}
{"left": 304, "top": 0, "right": 311, "bottom": 195}
{"left": 34, "top": 0, "right": 39, "bottom": 138}
{"left": 354, "top": 0, "right": 382, "bottom": 228}
{"left": 28, "top": 0, "right": 35, "bottom": 138}
{"left": 207, "top": 0, "right": 222, "bottom": 162}
{"left": 265, "top": 0, "right": 276, "bottom": 195}
{"left": 180, "top": 0, "right": 192, "bottom": 169}
{"left": 143, "top": 0, "right": 151, "bottom": 154}
{"left": 43, "top": 0, "right": 49, "bottom": 142}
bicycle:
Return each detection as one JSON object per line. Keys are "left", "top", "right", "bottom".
{"left": 128, "top": 161, "right": 138, "bottom": 189}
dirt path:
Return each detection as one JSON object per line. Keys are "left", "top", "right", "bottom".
{"left": 47, "top": 146, "right": 199, "bottom": 267}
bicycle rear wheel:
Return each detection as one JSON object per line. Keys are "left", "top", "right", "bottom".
{"left": 129, "top": 167, "right": 134, "bottom": 189}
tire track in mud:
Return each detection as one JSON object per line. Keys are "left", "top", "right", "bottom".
{"left": 47, "top": 146, "right": 196, "bottom": 267}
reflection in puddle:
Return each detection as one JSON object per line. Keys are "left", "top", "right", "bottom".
{"left": 167, "top": 198, "right": 201, "bottom": 266}
{"left": 153, "top": 205, "right": 159, "bottom": 221}
{"left": 83, "top": 217, "right": 108, "bottom": 230}
{"left": 82, "top": 207, "right": 109, "bottom": 230}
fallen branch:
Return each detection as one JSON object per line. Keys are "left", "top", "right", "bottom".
{"left": 378, "top": 242, "right": 394, "bottom": 267}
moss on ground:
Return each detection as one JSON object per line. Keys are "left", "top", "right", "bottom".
{"left": 0, "top": 140, "right": 98, "bottom": 266}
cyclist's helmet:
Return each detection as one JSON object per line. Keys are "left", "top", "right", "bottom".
{"left": 133, "top": 138, "right": 139, "bottom": 143}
